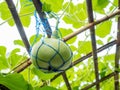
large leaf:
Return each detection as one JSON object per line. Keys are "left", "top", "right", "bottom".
{"left": 72, "top": 86, "right": 79, "bottom": 90}
{"left": 0, "top": 56, "right": 8, "bottom": 69}
{"left": 14, "top": 40, "right": 25, "bottom": 47}
{"left": 99, "top": 54, "right": 115, "bottom": 78}
{"left": 63, "top": 2, "right": 87, "bottom": 28}
{"left": 0, "top": 46, "right": 9, "bottom": 69}
{"left": 70, "top": 45, "right": 77, "bottom": 52}
{"left": 78, "top": 41, "right": 92, "bottom": 54}
{"left": 60, "top": 28, "right": 77, "bottom": 44}
{"left": 100, "top": 67, "right": 107, "bottom": 78}
{"left": 92, "top": 0, "right": 109, "bottom": 14}
{"left": 7, "top": 48, "right": 27, "bottom": 69}
{"left": 104, "top": 54, "right": 115, "bottom": 63}
{"left": 19, "top": 0, "right": 34, "bottom": 27}
{"left": 42, "top": 2, "right": 52, "bottom": 12}
{"left": 113, "top": 0, "right": 118, "bottom": 6}
{"left": 31, "top": 67, "right": 56, "bottom": 80}
{"left": 0, "top": 46, "right": 6, "bottom": 56}
{"left": 100, "top": 78, "right": 114, "bottom": 90}
{"left": 0, "top": 2, "right": 14, "bottom": 26}
{"left": 0, "top": 73, "right": 32, "bottom": 90}
{"left": 29, "top": 34, "right": 42, "bottom": 45}
{"left": 96, "top": 21, "right": 112, "bottom": 38}
{"left": 39, "top": 86, "right": 57, "bottom": 90}
{"left": 20, "top": 16, "right": 31, "bottom": 27}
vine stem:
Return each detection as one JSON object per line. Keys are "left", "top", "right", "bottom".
{"left": 59, "top": 0, "right": 72, "bottom": 19}
{"left": 54, "top": 0, "right": 72, "bottom": 37}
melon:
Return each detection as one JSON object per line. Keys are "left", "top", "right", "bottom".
{"left": 30, "top": 38, "right": 73, "bottom": 73}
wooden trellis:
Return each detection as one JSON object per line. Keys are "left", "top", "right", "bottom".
{"left": 3, "top": 0, "right": 120, "bottom": 90}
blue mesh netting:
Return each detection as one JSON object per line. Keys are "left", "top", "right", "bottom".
{"left": 30, "top": 2, "right": 73, "bottom": 72}
{"left": 31, "top": 38, "right": 73, "bottom": 72}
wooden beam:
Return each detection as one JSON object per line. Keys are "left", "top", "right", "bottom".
{"left": 86, "top": 0, "right": 99, "bottom": 89}
{"left": 5, "top": 0, "right": 30, "bottom": 54}
{"left": 114, "top": 0, "right": 120, "bottom": 89}
{"left": 62, "top": 72, "right": 72, "bottom": 90}
{"left": 32, "top": 0, "right": 52, "bottom": 38}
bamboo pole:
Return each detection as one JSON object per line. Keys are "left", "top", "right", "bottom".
{"left": 62, "top": 72, "right": 72, "bottom": 90}
{"left": 5, "top": 0, "right": 30, "bottom": 53}
{"left": 114, "top": 0, "right": 120, "bottom": 89}
{"left": 32, "top": 0, "right": 52, "bottom": 38}
{"left": 86, "top": 0, "right": 99, "bottom": 89}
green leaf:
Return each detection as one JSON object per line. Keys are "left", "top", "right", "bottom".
{"left": 70, "top": 45, "right": 77, "bottom": 52}
{"left": 14, "top": 40, "right": 25, "bottom": 47}
{"left": 29, "top": 34, "right": 42, "bottom": 45}
{"left": 113, "top": 0, "right": 118, "bottom": 6}
{"left": 78, "top": 41, "right": 92, "bottom": 54}
{"left": 19, "top": 0, "right": 34, "bottom": 27}
{"left": 97, "top": 0, "right": 109, "bottom": 8}
{"left": 0, "top": 2, "right": 14, "bottom": 26}
{"left": 42, "top": 2, "right": 51, "bottom": 12}
{"left": 7, "top": 48, "right": 27, "bottom": 69}
{"left": 0, "top": 56, "right": 8, "bottom": 69}
{"left": 92, "top": 0, "right": 109, "bottom": 14}
{"left": 73, "top": 53, "right": 81, "bottom": 61}
{"left": 20, "top": 16, "right": 31, "bottom": 27}
{"left": 9, "top": 48, "right": 20, "bottom": 55}
{"left": 104, "top": 54, "right": 115, "bottom": 62}
{"left": 0, "top": 46, "right": 9, "bottom": 69}
{"left": 31, "top": 67, "right": 56, "bottom": 80}
{"left": 0, "top": 46, "right": 6, "bottom": 56}
{"left": 39, "top": 86, "right": 57, "bottom": 90}
{"left": 100, "top": 67, "right": 107, "bottom": 78}
{"left": 96, "top": 21, "right": 112, "bottom": 38}
{"left": 109, "top": 6, "right": 115, "bottom": 12}
{"left": 0, "top": 73, "right": 31, "bottom": 90}
{"left": 41, "top": 0, "right": 63, "bottom": 12}
{"left": 107, "top": 36, "right": 113, "bottom": 42}
{"left": 20, "top": 0, "right": 34, "bottom": 14}
{"left": 115, "top": 68, "right": 120, "bottom": 72}
{"left": 60, "top": 28, "right": 77, "bottom": 44}
{"left": 100, "top": 78, "right": 114, "bottom": 90}
{"left": 63, "top": 2, "right": 87, "bottom": 28}
{"left": 73, "top": 86, "right": 79, "bottom": 90}
{"left": 97, "top": 40, "right": 103, "bottom": 45}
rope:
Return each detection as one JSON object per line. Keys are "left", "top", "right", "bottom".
{"left": 29, "top": 0, "right": 73, "bottom": 72}
{"left": 29, "top": 11, "right": 41, "bottom": 53}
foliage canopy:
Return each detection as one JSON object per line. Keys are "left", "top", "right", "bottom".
{"left": 0, "top": 0, "right": 119, "bottom": 90}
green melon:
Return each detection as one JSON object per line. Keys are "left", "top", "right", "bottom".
{"left": 30, "top": 38, "right": 73, "bottom": 73}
